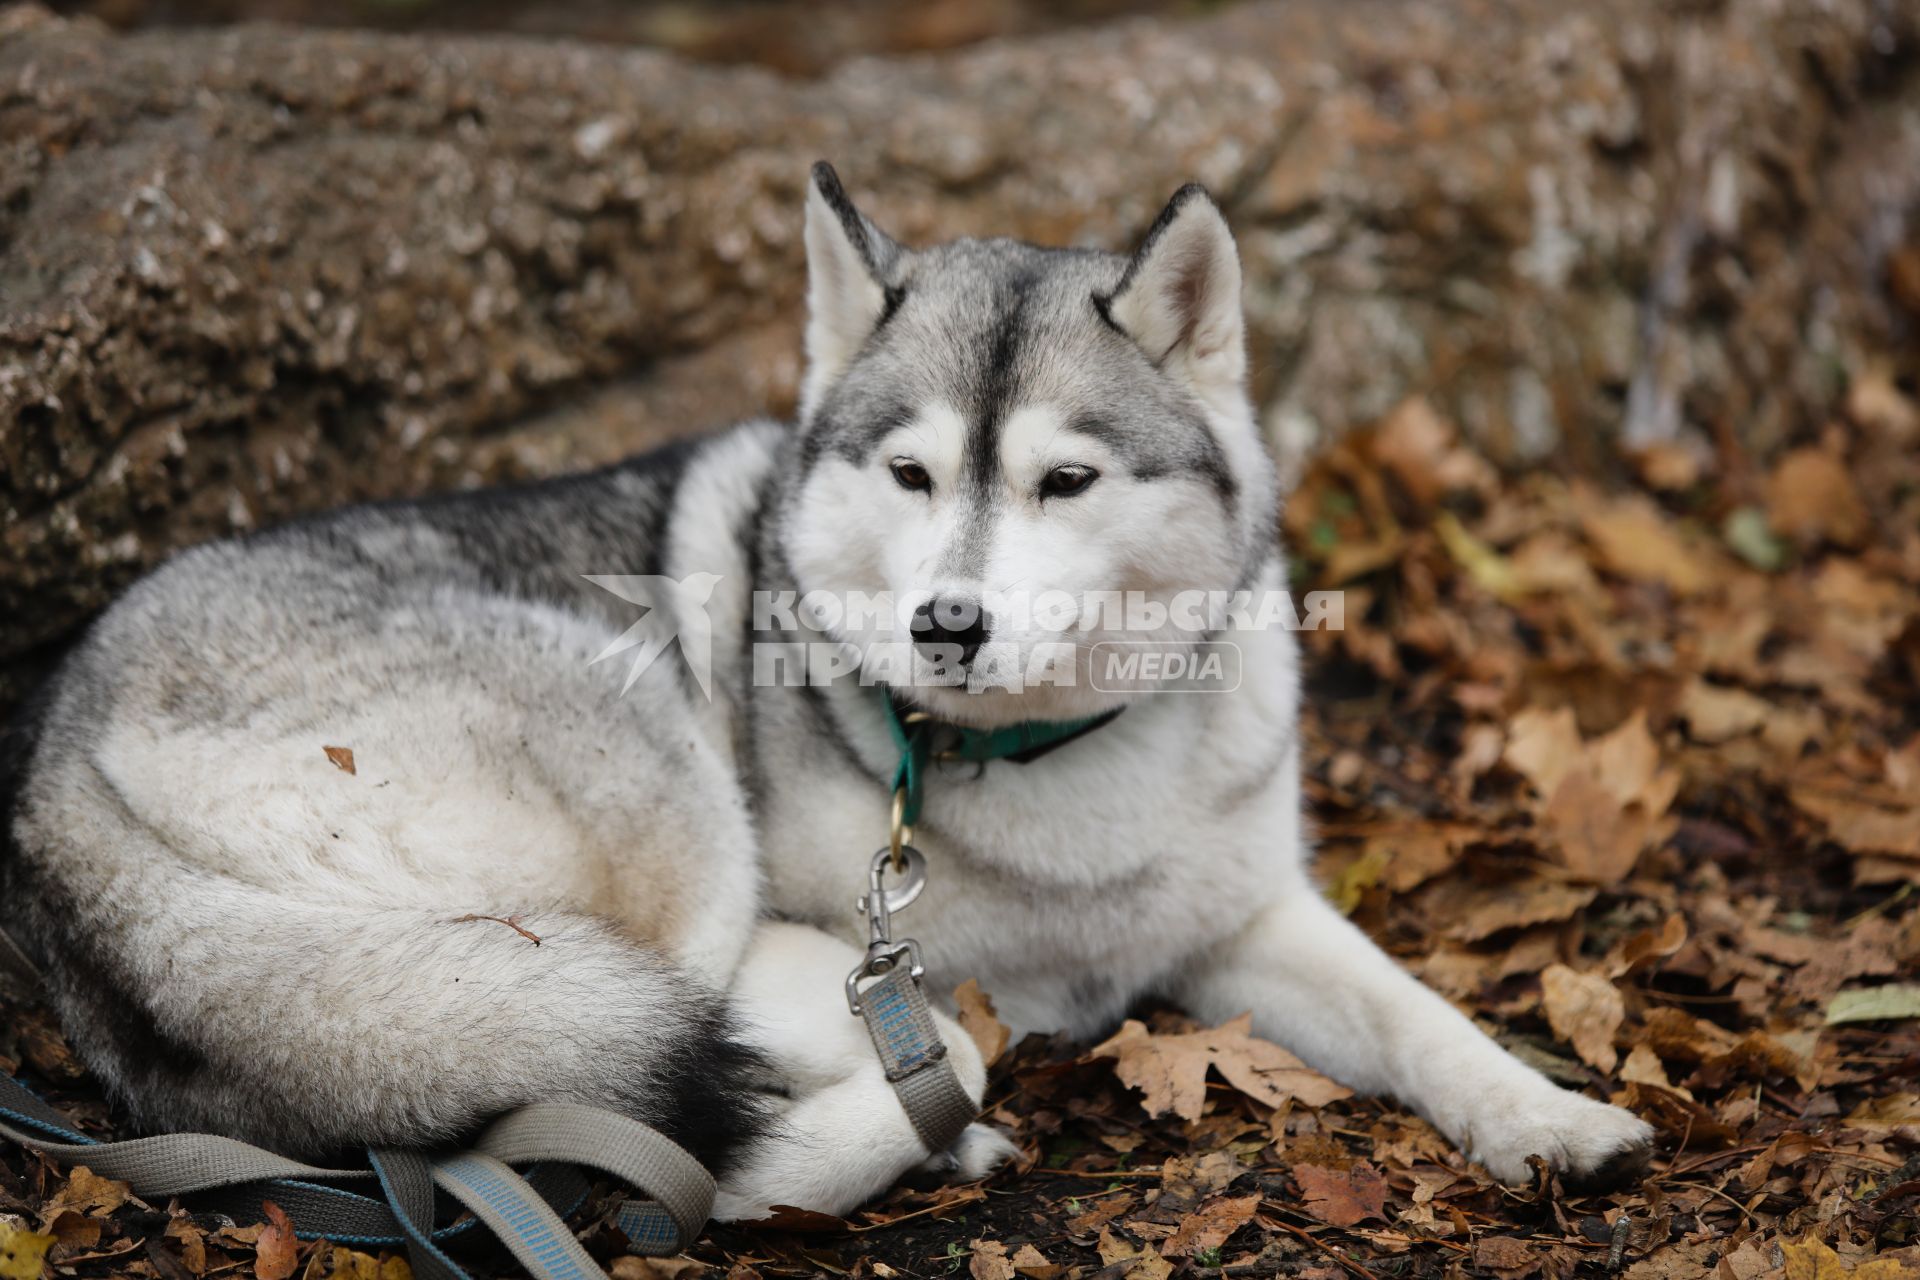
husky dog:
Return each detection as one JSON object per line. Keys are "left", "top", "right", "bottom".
{"left": 0, "top": 164, "right": 1652, "bottom": 1220}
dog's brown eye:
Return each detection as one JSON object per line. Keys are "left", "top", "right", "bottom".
{"left": 890, "top": 458, "right": 932, "bottom": 493}
{"left": 1040, "top": 465, "right": 1098, "bottom": 498}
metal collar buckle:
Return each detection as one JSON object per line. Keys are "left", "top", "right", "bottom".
{"left": 846, "top": 845, "right": 928, "bottom": 1015}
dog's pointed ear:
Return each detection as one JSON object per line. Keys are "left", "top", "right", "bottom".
{"left": 802, "top": 162, "right": 902, "bottom": 420}
{"left": 1100, "top": 185, "right": 1245, "bottom": 398}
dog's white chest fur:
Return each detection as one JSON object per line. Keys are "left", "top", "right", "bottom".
{"left": 749, "top": 615, "right": 1306, "bottom": 1040}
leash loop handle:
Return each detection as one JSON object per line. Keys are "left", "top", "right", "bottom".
{"left": 468, "top": 1102, "right": 713, "bottom": 1253}
{"left": 0, "top": 1072, "right": 711, "bottom": 1278}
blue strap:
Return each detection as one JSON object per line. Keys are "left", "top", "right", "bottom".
{"left": 432, "top": 1152, "right": 604, "bottom": 1280}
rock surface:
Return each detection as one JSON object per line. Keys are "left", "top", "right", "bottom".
{"left": 3, "top": 0, "right": 1919, "bottom": 709}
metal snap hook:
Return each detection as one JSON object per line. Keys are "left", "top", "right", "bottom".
{"left": 847, "top": 845, "right": 929, "bottom": 1014}
{"left": 868, "top": 844, "right": 926, "bottom": 915}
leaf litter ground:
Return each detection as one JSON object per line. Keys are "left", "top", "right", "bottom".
{"left": 4, "top": 391, "right": 1920, "bottom": 1279}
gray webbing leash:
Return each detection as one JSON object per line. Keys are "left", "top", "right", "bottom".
{"left": 0, "top": 1070, "right": 710, "bottom": 1279}
{"left": 845, "top": 846, "right": 978, "bottom": 1154}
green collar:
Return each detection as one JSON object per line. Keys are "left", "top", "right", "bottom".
{"left": 881, "top": 691, "right": 1122, "bottom": 827}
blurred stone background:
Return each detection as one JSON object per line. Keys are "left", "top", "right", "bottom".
{"left": 3, "top": 0, "right": 1919, "bottom": 713}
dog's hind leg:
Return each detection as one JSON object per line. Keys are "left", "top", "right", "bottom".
{"left": 712, "top": 923, "right": 1018, "bottom": 1220}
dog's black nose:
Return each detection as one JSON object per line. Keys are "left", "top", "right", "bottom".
{"left": 912, "top": 596, "right": 991, "bottom": 667}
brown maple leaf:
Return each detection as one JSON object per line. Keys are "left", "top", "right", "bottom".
{"left": 1504, "top": 707, "right": 1679, "bottom": 885}
{"left": 1089, "top": 1015, "right": 1351, "bottom": 1122}
{"left": 1292, "top": 1161, "right": 1388, "bottom": 1228}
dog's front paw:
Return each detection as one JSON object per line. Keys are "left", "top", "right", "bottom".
{"left": 915, "top": 1122, "right": 1021, "bottom": 1182}
{"left": 1467, "top": 1087, "right": 1654, "bottom": 1187}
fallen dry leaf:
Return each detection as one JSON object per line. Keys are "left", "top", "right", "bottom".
{"left": 1293, "top": 1162, "right": 1388, "bottom": 1228}
{"left": 1791, "top": 789, "right": 1920, "bottom": 859}
{"left": 1065, "top": 1194, "right": 1134, "bottom": 1236}
{"left": 1678, "top": 680, "right": 1771, "bottom": 744}
{"left": 1540, "top": 964, "right": 1624, "bottom": 1073}
{"left": 253, "top": 1201, "right": 298, "bottom": 1280}
{"left": 1161, "top": 1194, "right": 1259, "bottom": 1257}
{"left": 1161, "top": 1151, "right": 1240, "bottom": 1200}
{"left": 163, "top": 1218, "right": 208, "bottom": 1275}
{"left": 1846, "top": 363, "right": 1920, "bottom": 439}
{"left": 14, "top": 1009, "right": 86, "bottom": 1080}
{"left": 41, "top": 1209, "right": 101, "bottom": 1250}
{"left": 1426, "top": 875, "right": 1599, "bottom": 942}
{"left": 1767, "top": 448, "right": 1869, "bottom": 549}
{"left": 1009, "top": 1243, "right": 1061, "bottom": 1280}
{"left": 1625, "top": 1240, "right": 1732, "bottom": 1280}
{"left": 1578, "top": 492, "right": 1713, "bottom": 595}
{"left": 1090, "top": 1015, "right": 1351, "bottom": 1121}
{"left": 1503, "top": 705, "right": 1586, "bottom": 798}
{"left": 1619, "top": 1042, "right": 1683, "bottom": 1095}
{"left": 1095, "top": 1227, "right": 1172, "bottom": 1280}
{"left": 1473, "top": 1236, "right": 1542, "bottom": 1279}
{"left": 1780, "top": 1234, "right": 1920, "bottom": 1280}
{"left": 1370, "top": 824, "right": 1471, "bottom": 894}
{"left": 0, "top": 1219, "right": 55, "bottom": 1280}
{"left": 1505, "top": 707, "right": 1679, "bottom": 884}
{"left": 969, "top": 1239, "right": 1015, "bottom": 1280}
{"left": 38, "top": 1166, "right": 130, "bottom": 1228}
{"left": 1784, "top": 914, "right": 1906, "bottom": 1000}
{"left": 1629, "top": 442, "right": 1704, "bottom": 492}
{"left": 1846, "top": 1094, "right": 1920, "bottom": 1130}
{"left": 1603, "top": 914, "right": 1688, "bottom": 978}
{"left": 1371, "top": 398, "right": 1494, "bottom": 507}
{"left": 743, "top": 1204, "right": 850, "bottom": 1233}
{"left": 612, "top": 1257, "right": 707, "bottom": 1280}
{"left": 1825, "top": 984, "right": 1920, "bottom": 1024}
{"left": 954, "top": 979, "right": 1010, "bottom": 1068}
{"left": 1541, "top": 768, "right": 1669, "bottom": 885}
{"left": 1436, "top": 511, "right": 1526, "bottom": 603}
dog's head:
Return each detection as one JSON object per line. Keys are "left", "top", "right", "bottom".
{"left": 778, "top": 162, "right": 1278, "bottom": 726}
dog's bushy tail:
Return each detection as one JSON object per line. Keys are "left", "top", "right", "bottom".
{"left": 5, "top": 849, "right": 769, "bottom": 1170}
